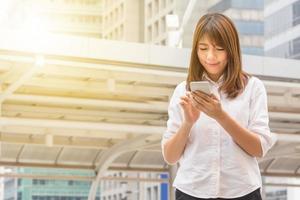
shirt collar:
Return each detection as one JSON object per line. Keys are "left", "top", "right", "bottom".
{"left": 202, "top": 72, "right": 224, "bottom": 86}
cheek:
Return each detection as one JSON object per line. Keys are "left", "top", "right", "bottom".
{"left": 221, "top": 53, "right": 228, "bottom": 63}
{"left": 197, "top": 52, "right": 205, "bottom": 63}
{"left": 220, "top": 55, "right": 228, "bottom": 65}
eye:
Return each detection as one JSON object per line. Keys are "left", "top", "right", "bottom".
{"left": 216, "top": 47, "right": 224, "bottom": 51}
{"left": 199, "top": 47, "right": 207, "bottom": 50}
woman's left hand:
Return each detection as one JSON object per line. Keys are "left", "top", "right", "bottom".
{"left": 191, "top": 91, "right": 224, "bottom": 120}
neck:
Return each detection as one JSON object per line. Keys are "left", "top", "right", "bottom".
{"left": 207, "top": 74, "right": 221, "bottom": 82}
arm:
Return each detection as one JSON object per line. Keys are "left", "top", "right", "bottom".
{"left": 163, "top": 122, "right": 193, "bottom": 165}
{"left": 192, "top": 91, "right": 263, "bottom": 157}
{"left": 191, "top": 79, "right": 275, "bottom": 158}
{"left": 216, "top": 111, "right": 262, "bottom": 157}
{"left": 162, "top": 92, "right": 200, "bottom": 165}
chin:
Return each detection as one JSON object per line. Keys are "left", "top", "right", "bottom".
{"left": 207, "top": 71, "right": 221, "bottom": 75}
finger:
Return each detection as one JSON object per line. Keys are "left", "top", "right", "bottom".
{"left": 193, "top": 94, "right": 210, "bottom": 107}
{"left": 191, "top": 97, "right": 209, "bottom": 111}
{"left": 191, "top": 97, "right": 206, "bottom": 110}
{"left": 192, "top": 91, "right": 211, "bottom": 103}
{"left": 192, "top": 100, "right": 208, "bottom": 113}
{"left": 193, "top": 90, "right": 211, "bottom": 98}
{"left": 181, "top": 96, "right": 192, "bottom": 105}
{"left": 210, "top": 94, "right": 219, "bottom": 100}
{"left": 181, "top": 96, "right": 190, "bottom": 101}
{"left": 180, "top": 96, "right": 188, "bottom": 100}
{"left": 186, "top": 92, "right": 194, "bottom": 102}
{"left": 192, "top": 103, "right": 203, "bottom": 112}
{"left": 179, "top": 101, "right": 188, "bottom": 109}
{"left": 180, "top": 98, "right": 190, "bottom": 105}
{"left": 201, "top": 107, "right": 209, "bottom": 115}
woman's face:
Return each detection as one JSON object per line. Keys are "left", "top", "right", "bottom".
{"left": 197, "top": 35, "right": 228, "bottom": 82}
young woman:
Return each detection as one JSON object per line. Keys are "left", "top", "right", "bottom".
{"left": 161, "top": 13, "right": 276, "bottom": 200}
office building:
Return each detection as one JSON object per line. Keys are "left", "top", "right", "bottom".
{"left": 208, "top": 0, "right": 264, "bottom": 55}
{"left": 265, "top": 0, "right": 300, "bottom": 59}
{"left": 4, "top": 168, "right": 100, "bottom": 200}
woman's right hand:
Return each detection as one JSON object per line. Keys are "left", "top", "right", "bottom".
{"left": 179, "top": 92, "right": 200, "bottom": 125}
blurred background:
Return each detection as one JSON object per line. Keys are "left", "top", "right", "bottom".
{"left": 0, "top": 0, "right": 299, "bottom": 200}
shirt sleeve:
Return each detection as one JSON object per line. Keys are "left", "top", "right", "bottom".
{"left": 161, "top": 82, "right": 184, "bottom": 154}
{"left": 248, "top": 78, "right": 277, "bottom": 157}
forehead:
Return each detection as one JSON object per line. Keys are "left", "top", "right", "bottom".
{"left": 198, "top": 35, "right": 212, "bottom": 43}
{"left": 198, "top": 34, "right": 223, "bottom": 46}
{"left": 198, "top": 36, "right": 216, "bottom": 46}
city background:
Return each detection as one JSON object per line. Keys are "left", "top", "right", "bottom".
{"left": 0, "top": 0, "right": 299, "bottom": 200}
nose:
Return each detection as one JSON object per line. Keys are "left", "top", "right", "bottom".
{"left": 206, "top": 49, "right": 217, "bottom": 60}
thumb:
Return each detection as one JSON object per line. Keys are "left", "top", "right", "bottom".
{"left": 210, "top": 93, "right": 219, "bottom": 100}
{"left": 186, "top": 91, "right": 191, "bottom": 98}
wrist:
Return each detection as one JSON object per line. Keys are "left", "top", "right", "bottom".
{"left": 215, "top": 110, "right": 227, "bottom": 122}
{"left": 182, "top": 121, "right": 194, "bottom": 129}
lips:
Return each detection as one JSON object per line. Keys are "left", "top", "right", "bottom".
{"left": 206, "top": 62, "right": 219, "bottom": 66}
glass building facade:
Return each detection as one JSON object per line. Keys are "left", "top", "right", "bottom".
{"left": 265, "top": 0, "right": 300, "bottom": 59}
{"left": 208, "top": 0, "right": 264, "bottom": 55}
{"left": 4, "top": 168, "right": 100, "bottom": 200}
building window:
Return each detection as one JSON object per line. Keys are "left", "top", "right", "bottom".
{"left": 120, "top": 3, "right": 124, "bottom": 18}
{"left": 33, "top": 179, "right": 38, "bottom": 185}
{"left": 32, "top": 179, "right": 46, "bottom": 185}
{"left": 161, "top": 0, "right": 166, "bottom": 9}
{"left": 110, "top": 12, "right": 113, "bottom": 25}
{"left": 120, "top": 25, "right": 124, "bottom": 39}
{"left": 148, "top": 2, "right": 152, "bottom": 18}
{"left": 147, "top": 187, "right": 151, "bottom": 200}
{"left": 154, "top": 0, "right": 159, "bottom": 13}
{"left": 154, "top": 21, "right": 159, "bottom": 37}
{"left": 115, "top": 8, "right": 119, "bottom": 22}
{"left": 154, "top": 186, "right": 158, "bottom": 200}
{"left": 148, "top": 25, "right": 152, "bottom": 41}
{"left": 161, "top": 16, "right": 166, "bottom": 33}
{"left": 68, "top": 180, "right": 74, "bottom": 185}
{"left": 17, "top": 179, "right": 21, "bottom": 186}
{"left": 17, "top": 192, "right": 22, "bottom": 200}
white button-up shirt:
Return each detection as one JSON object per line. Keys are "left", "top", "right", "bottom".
{"left": 161, "top": 76, "right": 277, "bottom": 198}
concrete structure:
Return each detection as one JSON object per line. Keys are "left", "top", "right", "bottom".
{"left": 265, "top": 185, "right": 300, "bottom": 200}
{"left": 100, "top": 171, "right": 168, "bottom": 200}
{"left": 0, "top": 1, "right": 299, "bottom": 200}
{"left": 0, "top": 168, "right": 4, "bottom": 200}
{"left": 0, "top": 29, "right": 298, "bottom": 199}
{"left": 265, "top": 0, "right": 300, "bottom": 59}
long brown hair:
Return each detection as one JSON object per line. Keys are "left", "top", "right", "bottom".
{"left": 186, "top": 13, "right": 249, "bottom": 99}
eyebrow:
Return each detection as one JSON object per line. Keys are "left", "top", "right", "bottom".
{"left": 198, "top": 42, "right": 223, "bottom": 47}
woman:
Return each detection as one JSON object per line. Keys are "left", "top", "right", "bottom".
{"left": 161, "top": 13, "right": 276, "bottom": 200}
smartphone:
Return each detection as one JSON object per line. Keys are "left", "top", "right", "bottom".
{"left": 190, "top": 81, "right": 210, "bottom": 94}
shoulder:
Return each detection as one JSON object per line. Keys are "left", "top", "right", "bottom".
{"left": 249, "top": 76, "right": 264, "bottom": 85}
{"left": 246, "top": 76, "right": 267, "bottom": 98}
{"left": 170, "top": 81, "right": 186, "bottom": 101}
{"left": 173, "top": 81, "right": 187, "bottom": 94}
{"left": 247, "top": 76, "right": 265, "bottom": 91}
